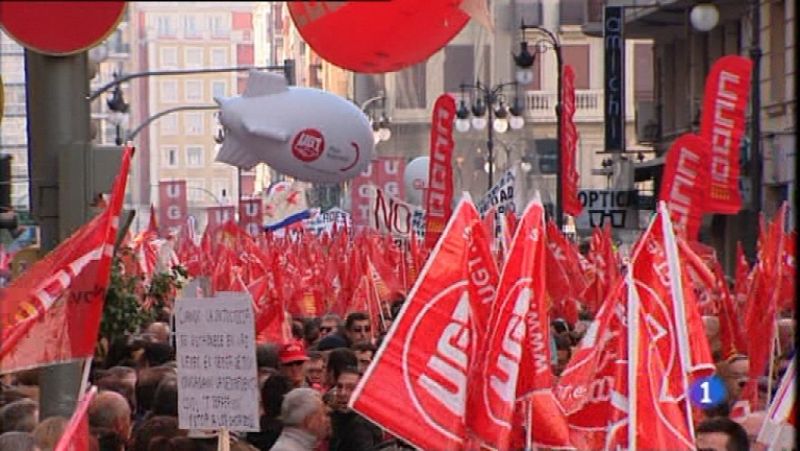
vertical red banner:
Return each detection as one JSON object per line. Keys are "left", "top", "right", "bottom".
{"left": 206, "top": 205, "right": 236, "bottom": 232}
{"left": 658, "top": 133, "right": 711, "bottom": 240}
{"left": 349, "top": 157, "right": 406, "bottom": 227}
{"left": 158, "top": 180, "right": 188, "bottom": 235}
{"left": 424, "top": 94, "right": 456, "bottom": 249}
{"left": 239, "top": 198, "right": 263, "bottom": 237}
{"left": 700, "top": 55, "right": 752, "bottom": 214}
{"left": 562, "top": 65, "right": 582, "bottom": 217}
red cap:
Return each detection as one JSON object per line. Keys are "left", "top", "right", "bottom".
{"left": 279, "top": 340, "right": 309, "bottom": 364}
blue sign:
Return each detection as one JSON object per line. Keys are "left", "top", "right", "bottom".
{"left": 689, "top": 375, "right": 727, "bottom": 409}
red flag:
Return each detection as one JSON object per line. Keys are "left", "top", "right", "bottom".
{"left": 350, "top": 196, "right": 486, "bottom": 450}
{"left": 700, "top": 55, "right": 753, "bottom": 214}
{"left": 658, "top": 133, "right": 711, "bottom": 239}
{"left": 55, "top": 386, "right": 97, "bottom": 451}
{"left": 424, "top": 94, "right": 456, "bottom": 249}
{"left": 1, "top": 146, "right": 132, "bottom": 372}
{"left": 561, "top": 65, "right": 582, "bottom": 217}
{"left": 147, "top": 204, "right": 159, "bottom": 236}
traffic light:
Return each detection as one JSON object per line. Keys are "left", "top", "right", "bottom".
{"left": 0, "top": 154, "right": 17, "bottom": 230}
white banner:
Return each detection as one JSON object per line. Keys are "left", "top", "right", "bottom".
{"left": 361, "top": 185, "right": 425, "bottom": 239}
{"left": 476, "top": 164, "right": 527, "bottom": 217}
{"left": 303, "top": 207, "right": 352, "bottom": 235}
{"left": 175, "top": 294, "right": 260, "bottom": 432}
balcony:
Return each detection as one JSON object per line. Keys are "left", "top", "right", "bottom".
{"left": 523, "top": 90, "right": 604, "bottom": 123}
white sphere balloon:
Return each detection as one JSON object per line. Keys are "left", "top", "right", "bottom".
{"left": 403, "top": 156, "right": 429, "bottom": 206}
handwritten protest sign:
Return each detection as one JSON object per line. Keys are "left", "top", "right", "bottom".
{"left": 175, "top": 294, "right": 260, "bottom": 432}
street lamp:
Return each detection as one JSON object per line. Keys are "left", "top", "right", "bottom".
{"left": 106, "top": 73, "right": 130, "bottom": 145}
{"left": 360, "top": 93, "right": 392, "bottom": 144}
{"left": 515, "top": 21, "right": 564, "bottom": 229}
{"left": 454, "top": 81, "right": 525, "bottom": 190}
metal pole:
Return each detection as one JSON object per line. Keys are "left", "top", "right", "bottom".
{"left": 126, "top": 104, "right": 218, "bottom": 142}
{"left": 24, "top": 49, "right": 90, "bottom": 419}
{"left": 750, "top": 0, "right": 762, "bottom": 215}
{"left": 486, "top": 85, "right": 495, "bottom": 190}
{"left": 555, "top": 41, "right": 564, "bottom": 231}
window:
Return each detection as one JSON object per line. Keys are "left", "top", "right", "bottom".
{"left": 186, "top": 145, "right": 204, "bottom": 167}
{"left": 395, "top": 61, "right": 427, "bottom": 109}
{"left": 210, "top": 47, "right": 228, "bottom": 68}
{"left": 185, "top": 80, "right": 203, "bottom": 102}
{"left": 161, "top": 114, "right": 177, "bottom": 135}
{"left": 559, "top": 0, "right": 585, "bottom": 25}
{"left": 444, "top": 46, "right": 475, "bottom": 94}
{"left": 184, "top": 14, "right": 202, "bottom": 38}
{"left": 160, "top": 46, "right": 178, "bottom": 68}
{"left": 211, "top": 80, "right": 227, "bottom": 99}
{"left": 2, "top": 85, "right": 26, "bottom": 116}
{"left": 162, "top": 145, "right": 179, "bottom": 168}
{"left": 0, "top": 56, "right": 24, "bottom": 83}
{"left": 160, "top": 80, "right": 178, "bottom": 103}
{"left": 212, "top": 179, "right": 230, "bottom": 200}
{"left": 0, "top": 117, "right": 27, "bottom": 146}
{"left": 208, "top": 15, "right": 230, "bottom": 38}
{"left": 156, "top": 15, "right": 176, "bottom": 37}
{"left": 562, "top": 44, "right": 590, "bottom": 89}
{"left": 185, "top": 47, "right": 203, "bottom": 69}
{"left": 769, "top": 0, "right": 786, "bottom": 102}
{"left": 184, "top": 112, "right": 204, "bottom": 135}
{"left": 633, "top": 43, "right": 654, "bottom": 101}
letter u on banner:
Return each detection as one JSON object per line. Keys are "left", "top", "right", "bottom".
{"left": 699, "top": 55, "right": 752, "bottom": 214}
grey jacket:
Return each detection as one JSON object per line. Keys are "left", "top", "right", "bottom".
{"left": 269, "top": 426, "right": 318, "bottom": 451}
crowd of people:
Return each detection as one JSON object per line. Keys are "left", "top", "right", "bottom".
{"left": 0, "top": 290, "right": 795, "bottom": 450}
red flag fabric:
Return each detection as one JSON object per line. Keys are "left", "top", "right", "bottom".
{"left": 424, "top": 94, "right": 456, "bottom": 249}
{"left": 1, "top": 145, "right": 132, "bottom": 373}
{"left": 700, "top": 55, "right": 753, "bottom": 214}
{"left": 55, "top": 385, "right": 97, "bottom": 451}
{"left": 157, "top": 180, "right": 188, "bottom": 235}
{"left": 350, "top": 196, "right": 486, "bottom": 450}
{"left": 147, "top": 204, "right": 159, "bottom": 236}
{"left": 561, "top": 65, "right": 582, "bottom": 217}
{"left": 658, "top": 133, "right": 712, "bottom": 239}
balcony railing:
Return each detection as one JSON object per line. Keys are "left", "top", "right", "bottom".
{"left": 523, "top": 90, "right": 605, "bottom": 123}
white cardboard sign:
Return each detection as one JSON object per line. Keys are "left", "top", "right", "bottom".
{"left": 175, "top": 294, "right": 260, "bottom": 432}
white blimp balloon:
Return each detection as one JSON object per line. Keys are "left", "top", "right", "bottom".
{"left": 403, "top": 156, "right": 429, "bottom": 206}
{"left": 215, "top": 70, "right": 375, "bottom": 183}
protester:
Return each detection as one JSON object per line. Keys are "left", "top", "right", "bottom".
{"left": 248, "top": 374, "right": 292, "bottom": 451}
{"left": 316, "top": 334, "right": 347, "bottom": 353}
{"left": 279, "top": 341, "right": 310, "bottom": 389}
{"left": 323, "top": 348, "right": 357, "bottom": 391}
{"left": 128, "top": 415, "right": 183, "bottom": 451}
{"left": 351, "top": 342, "right": 376, "bottom": 374}
{"left": 695, "top": 417, "right": 750, "bottom": 451}
{"left": 328, "top": 367, "right": 382, "bottom": 451}
{"left": 134, "top": 366, "right": 176, "bottom": 423}
{"left": 318, "top": 314, "right": 343, "bottom": 340}
{"left": 88, "top": 390, "right": 132, "bottom": 446}
{"left": 0, "top": 398, "right": 38, "bottom": 433}
{"left": 719, "top": 354, "right": 750, "bottom": 414}
{"left": 96, "top": 376, "right": 137, "bottom": 415}
{"left": 553, "top": 333, "right": 572, "bottom": 376}
{"left": 0, "top": 431, "right": 35, "bottom": 451}
{"left": 256, "top": 343, "right": 281, "bottom": 386}
{"left": 91, "top": 426, "right": 126, "bottom": 451}
{"left": 343, "top": 312, "right": 372, "bottom": 346}
{"left": 270, "top": 388, "right": 330, "bottom": 451}
{"left": 144, "top": 321, "right": 171, "bottom": 344}
{"left": 151, "top": 376, "right": 179, "bottom": 417}
{"left": 304, "top": 352, "right": 325, "bottom": 389}
{"left": 302, "top": 318, "right": 321, "bottom": 349}
{"left": 32, "top": 415, "right": 67, "bottom": 451}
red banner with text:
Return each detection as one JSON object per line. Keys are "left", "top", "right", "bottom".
{"left": 700, "top": 55, "right": 752, "bottom": 214}
{"left": 424, "top": 94, "right": 456, "bottom": 249}
{"left": 239, "top": 198, "right": 263, "bottom": 237}
{"left": 206, "top": 205, "right": 236, "bottom": 232}
{"left": 158, "top": 180, "right": 188, "bottom": 235}
{"left": 659, "top": 133, "right": 711, "bottom": 240}
{"left": 350, "top": 157, "right": 406, "bottom": 227}
{"left": 562, "top": 65, "right": 582, "bottom": 217}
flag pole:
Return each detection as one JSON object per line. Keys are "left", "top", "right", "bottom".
{"left": 766, "top": 319, "right": 778, "bottom": 405}
{"left": 525, "top": 399, "right": 533, "bottom": 451}
{"left": 626, "top": 268, "right": 638, "bottom": 451}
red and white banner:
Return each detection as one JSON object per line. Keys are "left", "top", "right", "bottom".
{"left": 364, "top": 186, "right": 426, "bottom": 239}
{"left": 562, "top": 65, "right": 582, "bottom": 217}
{"left": 350, "top": 157, "right": 406, "bottom": 227}
{"left": 700, "top": 55, "right": 753, "bottom": 214}
{"left": 1, "top": 146, "right": 133, "bottom": 372}
{"left": 158, "top": 180, "right": 188, "bottom": 235}
{"left": 206, "top": 205, "right": 236, "bottom": 232}
{"left": 424, "top": 94, "right": 456, "bottom": 249}
{"left": 350, "top": 195, "right": 490, "bottom": 450}
{"left": 659, "top": 133, "right": 711, "bottom": 240}
{"left": 239, "top": 198, "right": 263, "bottom": 237}
{"left": 55, "top": 385, "right": 97, "bottom": 451}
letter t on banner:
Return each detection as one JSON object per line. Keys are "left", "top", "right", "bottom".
{"left": 424, "top": 94, "right": 456, "bottom": 250}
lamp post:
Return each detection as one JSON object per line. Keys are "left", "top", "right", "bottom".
{"left": 454, "top": 81, "right": 524, "bottom": 190}
{"left": 360, "top": 93, "right": 392, "bottom": 144}
{"left": 106, "top": 73, "right": 130, "bottom": 145}
{"left": 515, "top": 21, "right": 563, "bottom": 230}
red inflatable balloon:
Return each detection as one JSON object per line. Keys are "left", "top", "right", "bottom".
{"left": 289, "top": 0, "right": 470, "bottom": 74}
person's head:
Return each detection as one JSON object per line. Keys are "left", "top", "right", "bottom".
{"left": 88, "top": 390, "right": 132, "bottom": 443}
{"left": 351, "top": 341, "right": 376, "bottom": 374}
{"left": 305, "top": 351, "right": 325, "bottom": 386}
{"left": 280, "top": 388, "right": 330, "bottom": 440}
{"left": 135, "top": 366, "right": 176, "bottom": 416}
{"left": 303, "top": 318, "right": 321, "bottom": 348}
{"left": 0, "top": 398, "right": 38, "bottom": 433}
{"left": 344, "top": 312, "right": 371, "bottom": 345}
{"left": 151, "top": 376, "right": 179, "bottom": 417}
{"left": 105, "top": 366, "right": 137, "bottom": 391}
{"left": 719, "top": 354, "right": 749, "bottom": 403}
{"left": 324, "top": 348, "right": 358, "bottom": 388}
{"left": 145, "top": 322, "right": 171, "bottom": 344}
{"left": 128, "top": 415, "right": 182, "bottom": 451}
{"left": 695, "top": 417, "right": 749, "bottom": 451}
{"left": 703, "top": 316, "right": 722, "bottom": 361}
{"left": 291, "top": 320, "right": 304, "bottom": 340}
{"left": 32, "top": 416, "right": 67, "bottom": 451}
{"left": 316, "top": 334, "right": 347, "bottom": 352}
{"left": 319, "top": 314, "right": 342, "bottom": 339}
{"left": 553, "top": 334, "right": 572, "bottom": 376}
{"left": 143, "top": 342, "right": 174, "bottom": 368}
{"left": 389, "top": 299, "right": 404, "bottom": 320}
{"left": 332, "top": 366, "right": 361, "bottom": 412}
{"left": 279, "top": 340, "right": 310, "bottom": 388}
{"left": 261, "top": 374, "right": 293, "bottom": 420}
{"left": 90, "top": 426, "right": 126, "bottom": 451}
{"left": 256, "top": 343, "right": 280, "bottom": 385}
{"left": 0, "top": 431, "right": 35, "bottom": 451}
{"left": 96, "top": 376, "right": 136, "bottom": 414}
